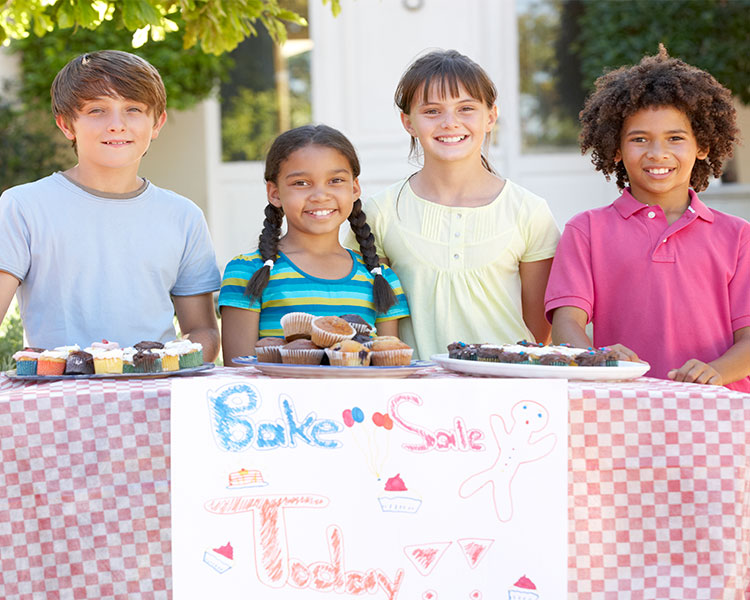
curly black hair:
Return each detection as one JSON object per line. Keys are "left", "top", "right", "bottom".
{"left": 579, "top": 44, "right": 739, "bottom": 192}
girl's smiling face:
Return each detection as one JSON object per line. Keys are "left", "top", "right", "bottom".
{"left": 267, "top": 144, "right": 360, "bottom": 240}
{"left": 400, "top": 82, "right": 497, "bottom": 165}
{"left": 616, "top": 106, "right": 708, "bottom": 206}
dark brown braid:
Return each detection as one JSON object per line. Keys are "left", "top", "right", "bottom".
{"left": 348, "top": 198, "right": 397, "bottom": 313}
{"left": 245, "top": 203, "right": 284, "bottom": 301}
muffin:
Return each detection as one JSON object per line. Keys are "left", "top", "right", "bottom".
{"left": 37, "top": 350, "right": 67, "bottom": 375}
{"left": 310, "top": 316, "right": 355, "bottom": 347}
{"left": 65, "top": 350, "right": 95, "bottom": 375}
{"left": 13, "top": 348, "right": 44, "bottom": 375}
{"left": 280, "top": 312, "right": 315, "bottom": 342}
{"left": 133, "top": 350, "right": 162, "bottom": 373}
{"left": 370, "top": 336, "right": 413, "bottom": 366}
{"left": 254, "top": 337, "right": 285, "bottom": 363}
{"left": 279, "top": 339, "right": 325, "bottom": 365}
{"left": 325, "top": 340, "right": 372, "bottom": 366}
{"left": 338, "top": 314, "right": 374, "bottom": 335}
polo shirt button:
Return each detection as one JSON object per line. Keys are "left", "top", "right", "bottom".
{"left": 454, "top": 253, "right": 460, "bottom": 259}
{"left": 647, "top": 211, "right": 656, "bottom": 218}
{"left": 455, "top": 232, "right": 461, "bottom": 238}
{"left": 457, "top": 213, "right": 462, "bottom": 219}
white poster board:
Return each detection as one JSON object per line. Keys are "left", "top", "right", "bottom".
{"left": 171, "top": 377, "right": 568, "bottom": 600}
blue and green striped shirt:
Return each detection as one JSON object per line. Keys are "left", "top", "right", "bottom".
{"left": 218, "top": 249, "right": 410, "bottom": 338}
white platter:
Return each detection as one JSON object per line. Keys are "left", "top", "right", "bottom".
{"left": 430, "top": 354, "right": 650, "bottom": 381}
{"left": 4, "top": 363, "right": 215, "bottom": 381}
{"left": 232, "top": 356, "right": 434, "bottom": 379}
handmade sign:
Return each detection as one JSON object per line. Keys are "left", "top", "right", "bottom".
{"left": 171, "top": 377, "right": 568, "bottom": 599}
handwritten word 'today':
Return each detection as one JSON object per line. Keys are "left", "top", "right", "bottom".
{"left": 207, "top": 384, "right": 484, "bottom": 454}
{"left": 205, "top": 494, "right": 404, "bottom": 599}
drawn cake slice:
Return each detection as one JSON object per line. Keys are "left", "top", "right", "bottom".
{"left": 227, "top": 468, "right": 268, "bottom": 489}
{"left": 203, "top": 542, "right": 234, "bottom": 574}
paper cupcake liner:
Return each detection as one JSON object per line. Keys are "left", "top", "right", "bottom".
{"left": 37, "top": 358, "right": 66, "bottom": 376}
{"left": 93, "top": 358, "right": 123, "bottom": 374}
{"left": 161, "top": 355, "right": 180, "bottom": 372}
{"left": 135, "top": 357, "right": 162, "bottom": 373}
{"left": 325, "top": 348, "right": 371, "bottom": 367}
{"left": 280, "top": 312, "right": 314, "bottom": 342}
{"left": 371, "top": 348, "right": 413, "bottom": 366}
{"left": 279, "top": 348, "right": 325, "bottom": 365}
{"left": 255, "top": 346, "right": 283, "bottom": 363}
{"left": 310, "top": 322, "right": 355, "bottom": 348}
{"left": 179, "top": 350, "right": 203, "bottom": 369}
{"left": 15, "top": 360, "right": 38, "bottom": 375}
{"left": 123, "top": 363, "right": 137, "bottom": 374}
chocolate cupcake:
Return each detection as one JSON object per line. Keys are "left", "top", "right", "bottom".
{"left": 134, "top": 340, "right": 164, "bottom": 351}
{"left": 133, "top": 350, "right": 162, "bottom": 373}
{"left": 64, "top": 350, "right": 95, "bottom": 374}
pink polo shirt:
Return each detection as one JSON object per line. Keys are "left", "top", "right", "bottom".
{"left": 545, "top": 188, "right": 750, "bottom": 392}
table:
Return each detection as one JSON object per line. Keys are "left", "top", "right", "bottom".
{"left": 1, "top": 367, "right": 749, "bottom": 599}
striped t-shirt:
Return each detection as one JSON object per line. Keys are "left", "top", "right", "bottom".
{"left": 218, "top": 249, "right": 410, "bottom": 338}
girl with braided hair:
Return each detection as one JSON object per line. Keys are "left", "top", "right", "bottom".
{"left": 219, "top": 125, "right": 409, "bottom": 365}
{"left": 346, "top": 49, "right": 560, "bottom": 359}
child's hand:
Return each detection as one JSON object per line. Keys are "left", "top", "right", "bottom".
{"left": 668, "top": 360, "right": 722, "bottom": 386}
{"left": 608, "top": 344, "right": 641, "bottom": 363}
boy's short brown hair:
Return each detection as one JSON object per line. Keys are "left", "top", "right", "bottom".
{"left": 579, "top": 45, "right": 738, "bottom": 192}
{"left": 51, "top": 50, "right": 166, "bottom": 126}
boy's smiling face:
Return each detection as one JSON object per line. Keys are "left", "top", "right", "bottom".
{"left": 55, "top": 94, "right": 166, "bottom": 182}
{"left": 616, "top": 106, "right": 708, "bottom": 207}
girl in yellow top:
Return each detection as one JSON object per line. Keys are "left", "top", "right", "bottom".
{"left": 346, "top": 49, "right": 560, "bottom": 359}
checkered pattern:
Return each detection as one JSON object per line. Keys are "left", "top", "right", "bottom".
{"left": 1, "top": 369, "right": 749, "bottom": 599}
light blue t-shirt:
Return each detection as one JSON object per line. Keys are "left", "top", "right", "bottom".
{"left": 0, "top": 172, "right": 221, "bottom": 348}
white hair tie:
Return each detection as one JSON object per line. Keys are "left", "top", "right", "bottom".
{"left": 263, "top": 259, "right": 275, "bottom": 268}
{"left": 370, "top": 266, "right": 382, "bottom": 276}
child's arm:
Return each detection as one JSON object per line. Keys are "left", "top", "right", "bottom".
{"left": 0, "top": 271, "right": 20, "bottom": 326}
{"left": 551, "top": 306, "right": 640, "bottom": 361}
{"left": 173, "top": 292, "right": 220, "bottom": 362}
{"left": 668, "top": 326, "right": 750, "bottom": 385}
{"left": 519, "top": 258, "right": 553, "bottom": 344}
{"left": 375, "top": 319, "right": 399, "bottom": 337}
{"left": 220, "top": 306, "right": 260, "bottom": 367}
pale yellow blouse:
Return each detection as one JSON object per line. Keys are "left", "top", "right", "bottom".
{"left": 346, "top": 179, "right": 560, "bottom": 359}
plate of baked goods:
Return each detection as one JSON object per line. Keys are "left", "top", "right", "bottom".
{"left": 5, "top": 363, "right": 215, "bottom": 381}
{"left": 430, "top": 341, "right": 650, "bottom": 381}
{"left": 6, "top": 339, "right": 214, "bottom": 380}
{"left": 232, "top": 356, "right": 434, "bottom": 379}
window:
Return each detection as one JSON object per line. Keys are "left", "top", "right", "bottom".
{"left": 220, "top": 1, "right": 312, "bottom": 162}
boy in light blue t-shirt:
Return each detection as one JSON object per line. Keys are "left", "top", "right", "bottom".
{"left": 0, "top": 50, "right": 221, "bottom": 357}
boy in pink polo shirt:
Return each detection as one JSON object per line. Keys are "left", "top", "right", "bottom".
{"left": 544, "top": 46, "right": 750, "bottom": 392}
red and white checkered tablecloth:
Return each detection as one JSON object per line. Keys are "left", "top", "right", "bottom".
{"left": 1, "top": 368, "right": 748, "bottom": 599}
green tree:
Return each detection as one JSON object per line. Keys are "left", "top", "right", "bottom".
{"left": 1, "top": 0, "right": 340, "bottom": 55}
{"left": 575, "top": 0, "right": 750, "bottom": 104}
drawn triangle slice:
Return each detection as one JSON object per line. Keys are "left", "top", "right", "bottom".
{"left": 457, "top": 538, "right": 494, "bottom": 569}
{"left": 403, "top": 541, "right": 452, "bottom": 576}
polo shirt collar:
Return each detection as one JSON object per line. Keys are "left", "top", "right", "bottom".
{"left": 613, "top": 187, "right": 714, "bottom": 223}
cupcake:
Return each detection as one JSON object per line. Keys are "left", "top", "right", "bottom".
{"left": 156, "top": 347, "right": 180, "bottom": 372}
{"left": 12, "top": 348, "right": 44, "bottom": 375}
{"left": 280, "top": 312, "right": 315, "bottom": 342}
{"left": 163, "top": 340, "right": 204, "bottom": 369}
{"left": 338, "top": 314, "right": 374, "bottom": 335}
{"left": 370, "top": 336, "right": 413, "bottom": 366}
{"left": 93, "top": 349, "right": 124, "bottom": 374}
{"left": 325, "top": 340, "right": 372, "bottom": 366}
{"left": 133, "top": 350, "right": 162, "bottom": 373}
{"left": 254, "top": 337, "right": 285, "bottom": 363}
{"left": 310, "top": 316, "right": 355, "bottom": 347}
{"left": 121, "top": 347, "right": 137, "bottom": 374}
{"left": 65, "top": 350, "right": 95, "bottom": 375}
{"left": 507, "top": 575, "right": 539, "bottom": 600}
{"left": 37, "top": 349, "right": 68, "bottom": 375}
{"left": 279, "top": 339, "right": 325, "bottom": 365}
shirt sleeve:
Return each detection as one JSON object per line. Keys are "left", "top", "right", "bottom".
{"left": 217, "top": 255, "right": 262, "bottom": 312}
{"left": 544, "top": 216, "right": 595, "bottom": 323}
{"left": 519, "top": 192, "right": 561, "bottom": 263}
{"left": 171, "top": 206, "right": 221, "bottom": 296}
{"left": 0, "top": 190, "right": 31, "bottom": 281}
{"left": 376, "top": 264, "right": 410, "bottom": 322}
{"left": 730, "top": 223, "right": 750, "bottom": 332}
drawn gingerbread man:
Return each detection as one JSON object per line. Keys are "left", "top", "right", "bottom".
{"left": 459, "top": 401, "right": 556, "bottom": 522}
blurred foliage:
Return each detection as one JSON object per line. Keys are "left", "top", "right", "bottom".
{"left": 0, "top": 101, "right": 69, "bottom": 193}
{"left": 10, "top": 15, "right": 232, "bottom": 112}
{"left": 0, "top": 303, "right": 23, "bottom": 372}
{"left": 0, "top": 0, "right": 339, "bottom": 55}
{"left": 575, "top": 0, "right": 750, "bottom": 104}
